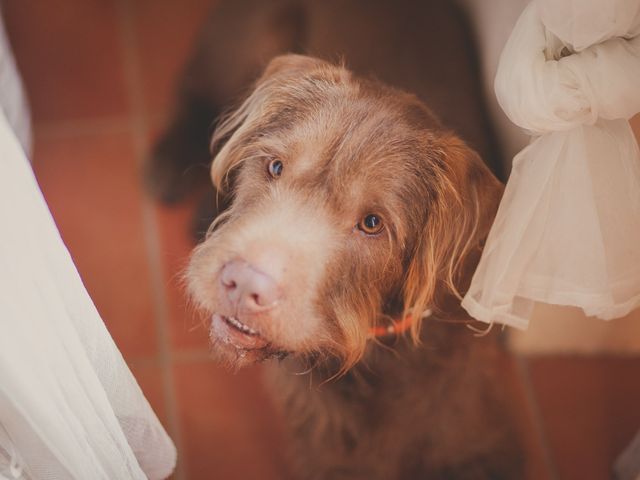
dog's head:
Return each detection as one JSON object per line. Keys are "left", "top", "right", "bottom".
{"left": 187, "top": 54, "right": 502, "bottom": 372}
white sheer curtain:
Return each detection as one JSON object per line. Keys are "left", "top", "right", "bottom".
{"left": 463, "top": 0, "right": 640, "bottom": 329}
{"left": 0, "top": 111, "right": 176, "bottom": 479}
{"left": 0, "top": 19, "right": 176, "bottom": 478}
{"left": 0, "top": 12, "right": 30, "bottom": 157}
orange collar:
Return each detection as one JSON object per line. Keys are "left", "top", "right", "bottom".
{"left": 368, "top": 309, "right": 432, "bottom": 338}
{"left": 368, "top": 314, "right": 414, "bottom": 338}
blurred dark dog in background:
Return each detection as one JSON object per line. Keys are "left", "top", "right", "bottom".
{"left": 145, "top": 1, "right": 522, "bottom": 478}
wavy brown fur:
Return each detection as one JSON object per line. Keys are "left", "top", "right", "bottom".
{"left": 147, "top": 1, "right": 523, "bottom": 478}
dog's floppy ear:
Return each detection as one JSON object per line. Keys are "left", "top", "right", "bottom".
{"left": 210, "top": 54, "right": 325, "bottom": 191}
{"left": 403, "top": 134, "right": 503, "bottom": 337}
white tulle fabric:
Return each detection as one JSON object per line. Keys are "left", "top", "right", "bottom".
{"left": 462, "top": 0, "right": 640, "bottom": 329}
{"left": 0, "top": 13, "right": 31, "bottom": 157}
{"left": 0, "top": 112, "right": 176, "bottom": 479}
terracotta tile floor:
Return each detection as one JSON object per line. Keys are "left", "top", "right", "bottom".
{"left": 4, "top": 2, "right": 640, "bottom": 479}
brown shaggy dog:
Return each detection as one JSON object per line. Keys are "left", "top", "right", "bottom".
{"left": 148, "top": 1, "right": 523, "bottom": 478}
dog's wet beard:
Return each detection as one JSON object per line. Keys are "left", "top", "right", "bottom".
{"left": 208, "top": 335, "right": 290, "bottom": 370}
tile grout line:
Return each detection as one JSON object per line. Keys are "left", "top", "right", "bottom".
{"left": 115, "top": 2, "right": 186, "bottom": 479}
{"left": 34, "top": 116, "right": 130, "bottom": 139}
{"left": 515, "top": 355, "right": 560, "bottom": 480}
{"left": 172, "top": 349, "right": 215, "bottom": 364}
{"left": 128, "top": 348, "right": 214, "bottom": 368}
{"left": 32, "top": 113, "right": 168, "bottom": 141}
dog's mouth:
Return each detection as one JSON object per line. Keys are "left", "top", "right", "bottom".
{"left": 209, "top": 313, "right": 291, "bottom": 363}
{"left": 224, "top": 314, "right": 260, "bottom": 336}
{"left": 210, "top": 313, "right": 271, "bottom": 350}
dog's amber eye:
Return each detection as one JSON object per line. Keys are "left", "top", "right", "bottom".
{"left": 268, "top": 158, "right": 283, "bottom": 178}
{"left": 358, "top": 214, "right": 384, "bottom": 235}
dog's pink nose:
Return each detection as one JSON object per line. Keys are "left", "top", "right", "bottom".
{"left": 220, "top": 259, "right": 281, "bottom": 311}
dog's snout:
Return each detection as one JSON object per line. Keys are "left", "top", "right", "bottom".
{"left": 221, "top": 260, "right": 281, "bottom": 311}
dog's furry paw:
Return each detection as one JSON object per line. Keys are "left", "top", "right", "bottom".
{"left": 144, "top": 96, "right": 216, "bottom": 204}
{"left": 191, "top": 187, "right": 231, "bottom": 242}
{"left": 144, "top": 131, "right": 210, "bottom": 204}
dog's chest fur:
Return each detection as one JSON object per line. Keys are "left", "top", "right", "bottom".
{"left": 265, "top": 322, "right": 522, "bottom": 480}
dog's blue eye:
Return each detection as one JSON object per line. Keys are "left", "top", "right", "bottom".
{"left": 358, "top": 214, "right": 384, "bottom": 235}
{"left": 268, "top": 159, "right": 283, "bottom": 178}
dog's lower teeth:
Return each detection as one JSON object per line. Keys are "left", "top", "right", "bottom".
{"left": 225, "top": 316, "right": 257, "bottom": 336}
